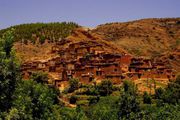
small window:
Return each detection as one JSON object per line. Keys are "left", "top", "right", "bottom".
{"left": 96, "top": 71, "right": 102, "bottom": 76}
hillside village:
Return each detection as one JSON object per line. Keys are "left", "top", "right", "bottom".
{"left": 20, "top": 28, "right": 177, "bottom": 91}
{"left": 0, "top": 18, "right": 180, "bottom": 120}
{"left": 1, "top": 0, "right": 180, "bottom": 118}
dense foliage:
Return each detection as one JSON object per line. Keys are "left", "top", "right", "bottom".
{"left": 118, "top": 80, "right": 140, "bottom": 119}
{"left": 30, "top": 71, "right": 49, "bottom": 84}
{"left": 97, "top": 79, "right": 113, "bottom": 96}
{"left": 0, "top": 30, "right": 60, "bottom": 119}
{"left": 0, "top": 29, "right": 20, "bottom": 112}
{"left": 155, "top": 75, "right": 180, "bottom": 105}
{"left": 68, "top": 78, "right": 80, "bottom": 93}
{"left": 0, "top": 22, "right": 79, "bottom": 44}
{"left": 10, "top": 80, "right": 59, "bottom": 120}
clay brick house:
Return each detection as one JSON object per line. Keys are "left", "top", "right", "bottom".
{"left": 51, "top": 46, "right": 60, "bottom": 53}
{"left": 37, "top": 62, "right": 46, "bottom": 70}
{"left": 70, "top": 53, "right": 124, "bottom": 84}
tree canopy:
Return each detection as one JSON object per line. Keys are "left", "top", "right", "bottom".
{"left": 0, "top": 22, "right": 79, "bottom": 44}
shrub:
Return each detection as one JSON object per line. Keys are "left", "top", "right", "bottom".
{"left": 85, "top": 87, "right": 99, "bottom": 95}
{"left": 155, "top": 87, "right": 164, "bottom": 99}
{"left": 86, "top": 96, "right": 119, "bottom": 120}
{"left": 76, "top": 100, "right": 89, "bottom": 106}
{"left": 69, "top": 95, "right": 77, "bottom": 104}
{"left": 118, "top": 80, "right": 140, "bottom": 119}
{"left": 143, "top": 91, "right": 152, "bottom": 104}
{"left": 123, "top": 80, "right": 137, "bottom": 95}
{"left": 88, "top": 96, "right": 100, "bottom": 105}
{"left": 68, "top": 78, "right": 79, "bottom": 93}
{"left": 30, "top": 71, "right": 48, "bottom": 84}
{"left": 155, "top": 75, "right": 180, "bottom": 105}
{"left": 97, "top": 79, "right": 113, "bottom": 96}
{"left": 39, "top": 36, "right": 46, "bottom": 44}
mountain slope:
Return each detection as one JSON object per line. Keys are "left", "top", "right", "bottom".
{"left": 92, "top": 18, "right": 180, "bottom": 57}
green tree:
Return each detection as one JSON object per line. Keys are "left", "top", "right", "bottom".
{"left": 0, "top": 29, "right": 14, "bottom": 57}
{"left": 30, "top": 71, "right": 49, "bottom": 84}
{"left": 5, "top": 108, "right": 20, "bottom": 120}
{"left": 155, "top": 87, "right": 164, "bottom": 99}
{"left": 98, "top": 79, "right": 113, "bottom": 96}
{"left": 12, "top": 80, "right": 59, "bottom": 120}
{"left": 143, "top": 91, "right": 152, "bottom": 104}
{"left": 141, "top": 104, "right": 180, "bottom": 120}
{"left": 123, "top": 80, "right": 136, "bottom": 94}
{"left": 86, "top": 96, "right": 119, "bottom": 120}
{"left": 0, "top": 29, "right": 20, "bottom": 112}
{"left": 69, "top": 95, "right": 77, "bottom": 104}
{"left": 157, "top": 75, "right": 180, "bottom": 105}
{"left": 74, "top": 106, "right": 88, "bottom": 120}
{"left": 68, "top": 78, "right": 79, "bottom": 93}
{"left": 118, "top": 80, "right": 140, "bottom": 120}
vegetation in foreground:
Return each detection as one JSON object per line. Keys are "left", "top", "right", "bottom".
{"left": 0, "top": 30, "right": 180, "bottom": 120}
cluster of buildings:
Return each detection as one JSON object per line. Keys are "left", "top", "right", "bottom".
{"left": 21, "top": 39, "right": 176, "bottom": 89}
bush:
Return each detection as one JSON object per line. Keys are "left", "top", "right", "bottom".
{"left": 30, "top": 71, "right": 48, "bottom": 84}
{"left": 155, "top": 87, "right": 164, "bottom": 99}
{"left": 76, "top": 100, "right": 89, "bottom": 106}
{"left": 88, "top": 96, "right": 100, "bottom": 105}
{"left": 140, "top": 104, "right": 180, "bottom": 120}
{"left": 85, "top": 87, "right": 99, "bottom": 95}
{"left": 12, "top": 80, "right": 59, "bottom": 119}
{"left": 0, "top": 29, "right": 21, "bottom": 112}
{"left": 97, "top": 79, "right": 113, "bottom": 96}
{"left": 143, "top": 91, "right": 152, "bottom": 104}
{"left": 118, "top": 80, "right": 140, "bottom": 119}
{"left": 86, "top": 96, "right": 119, "bottom": 120}
{"left": 39, "top": 36, "right": 46, "bottom": 44}
{"left": 69, "top": 95, "right": 77, "bottom": 104}
{"left": 157, "top": 75, "right": 180, "bottom": 105}
{"left": 68, "top": 78, "right": 79, "bottom": 93}
{"left": 123, "top": 80, "right": 137, "bottom": 95}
